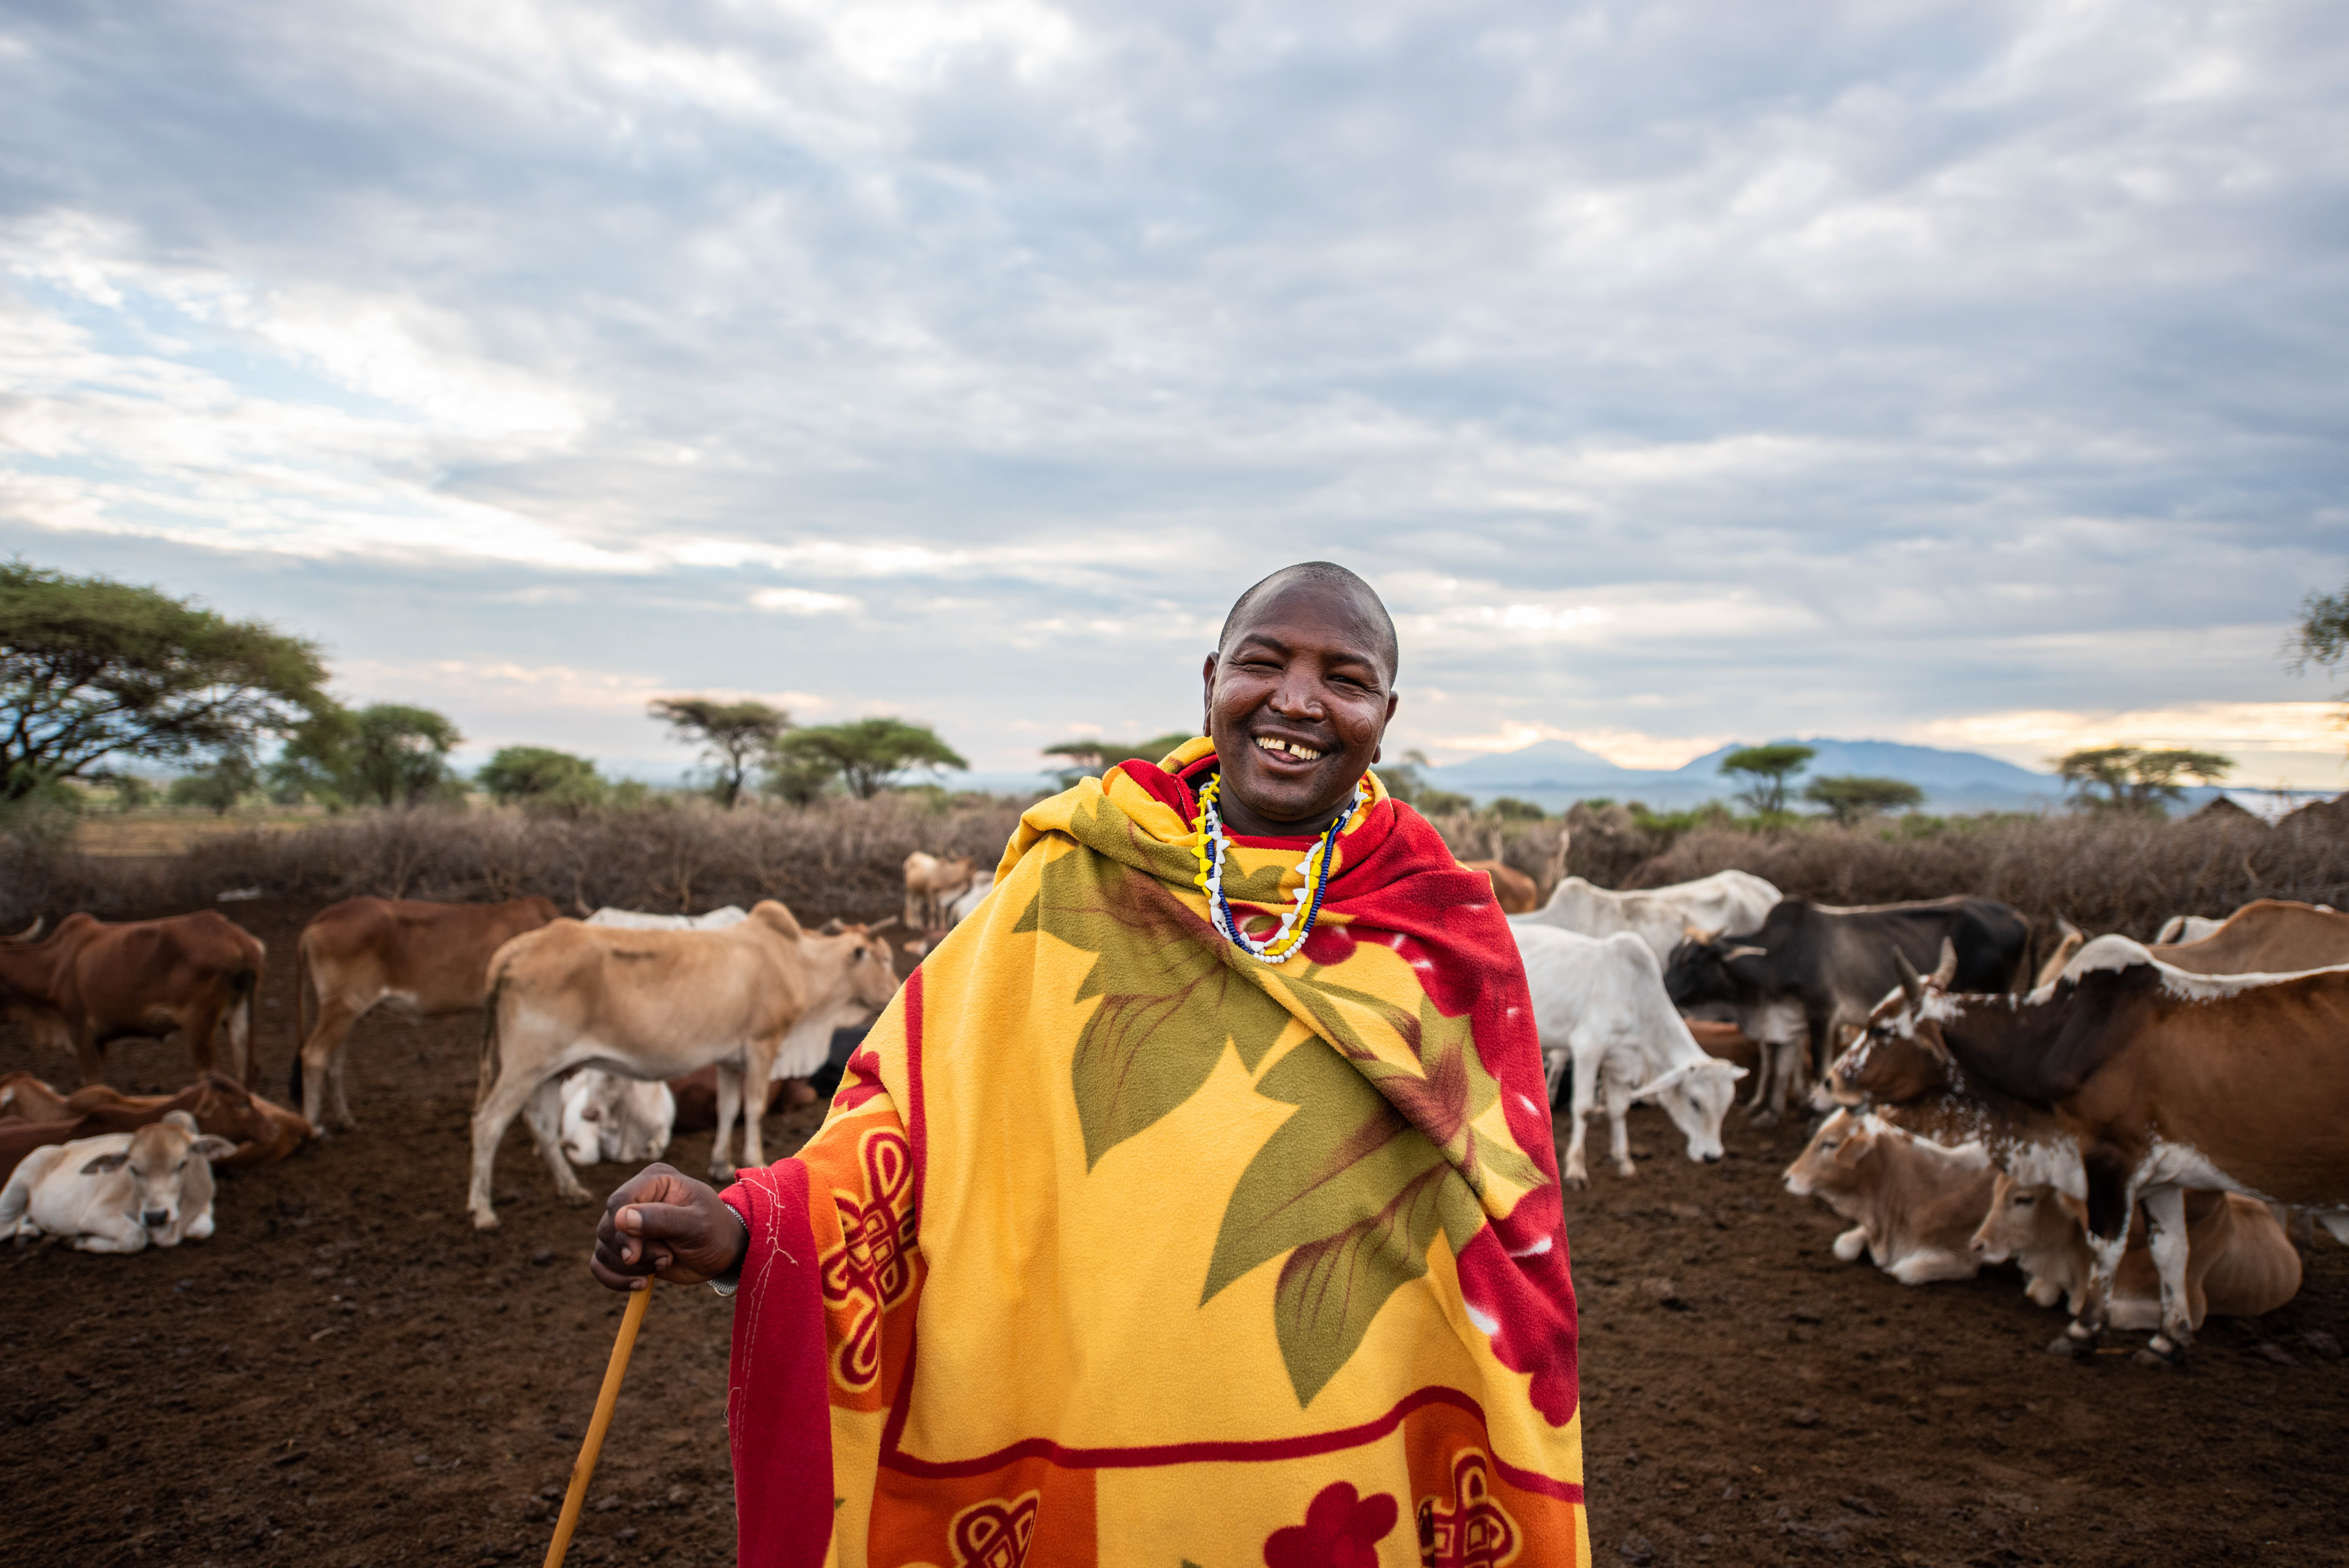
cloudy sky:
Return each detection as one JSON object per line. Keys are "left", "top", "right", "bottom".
{"left": 4, "top": 0, "right": 2345, "bottom": 789}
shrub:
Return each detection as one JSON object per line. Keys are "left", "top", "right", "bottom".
{"left": 1623, "top": 805, "right": 2349, "bottom": 941}
{"left": 0, "top": 795, "right": 1030, "bottom": 928}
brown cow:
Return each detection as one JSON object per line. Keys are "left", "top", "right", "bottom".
{"left": 1826, "top": 937, "right": 2349, "bottom": 1364}
{"left": 0, "top": 1071, "right": 309, "bottom": 1172}
{"left": 1462, "top": 859, "right": 1539, "bottom": 914}
{"left": 293, "top": 896, "right": 558, "bottom": 1133}
{"left": 1970, "top": 1172, "right": 2300, "bottom": 1330}
{"left": 0, "top": 912, "right": 264, "bottom": 1086}
{"left": 2135, "top": 899, "right": 2349, "bottom": 975}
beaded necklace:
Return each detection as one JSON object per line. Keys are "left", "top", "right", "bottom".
{"left": 1191, "top": 772, "right": 1368, "bottom": 964}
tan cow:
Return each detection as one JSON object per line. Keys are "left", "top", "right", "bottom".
{"left": 1970, "top": 1172, "right": 2300, "bottom": 1329}
{"left": 468, "top": 901, "right": 899, "bottom": 1228}
{"left": 0, "top": 1111, "right": 235, "bottom": 1252}
{"left": 1783, "top": 1109, "right": 1995, "bottom": 1285}
{"left": 903, "top": 852, "right": 977, "bottom": 928}
{"left": 0, "top": 912, "right": 264, "bottom": 1086}
{"left": 293, "top": 896, "right": 558, "bottom": 1133}
{"left": 2141, "top": 899, "right": 2349, "bottom": 975}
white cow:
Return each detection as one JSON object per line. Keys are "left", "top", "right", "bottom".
{"left": 1513, "top": 870, "right": 1781, "bottom": 965}
{"left": 584, "top": 906, "right": 750, "bottom": 931}
{"left": 0, "top": 1111, "right": 234, "bottom": 1253}
{"left": 558, "top": 1071, "right": 678, "bottom": 1166}
{"left": 1510, "top": 924, "right": 1746, "bottom": 1187}
{"left": 943, "top": 872, "right": 996, "bottom": 929}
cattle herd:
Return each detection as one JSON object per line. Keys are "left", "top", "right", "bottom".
{"left": 3, "top": 839, "right": 2345, "bottom": 1381}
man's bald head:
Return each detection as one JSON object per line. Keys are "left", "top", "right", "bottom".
{"left": 1215, "top": 563, "right": 1399, "bottom": 683}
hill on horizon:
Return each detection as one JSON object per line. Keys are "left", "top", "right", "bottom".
{"left": 1427, "top": 735, "right": 2063, "bottom": 814}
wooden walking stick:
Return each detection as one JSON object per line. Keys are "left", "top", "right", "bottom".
{"left": 543, "top": 1283, "right": 653, "bottom": 1568}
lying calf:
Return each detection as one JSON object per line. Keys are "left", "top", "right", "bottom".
{"left": 0, "top": 1111, "right": 234, "bottom": 1253}
{"left": 1969, "top": 1172, "right": 2301, "bottom": 1330}
{"left": 556, "top": 1070, "right": 677, "bottom": 1166}
{"left": 1783, "top": 1109, "right": 1994, "bottom": 1284}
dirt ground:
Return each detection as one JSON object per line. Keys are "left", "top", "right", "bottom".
{"left": 4, "top": 897, "right": 2345, "bottom": 1567}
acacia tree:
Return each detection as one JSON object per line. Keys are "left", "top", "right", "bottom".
{"left": 2053, "top": 745, "right": 2232, "bottom": 815}
{"left": 167, "top": 751, "right": 259, "bottom": 816}
{"left": 274, "top": 704, "right": 463, "bottom": 807}
{"left": 2290, "top": 584, "right": 2349, "bottom": 744}
{"left": 649, "top": 698, "right": 789, "bottom": 807}
{"left": 1803, "top": 774, "right": 1924, "bottom": 824}
{"left": 774, "top": 718, "right": 967, "bottom": 800}
{"left": 0, "top": 562, "right": 329, "bottom": 801}
{"left": 1041, "top": 732, "right": 1196, "bottom": 789}
{"left": 1718, "top": 743, "right": 1815, "bottom": 816}
{"left": 478, "top": 746, "right": 606, "bottom": 814}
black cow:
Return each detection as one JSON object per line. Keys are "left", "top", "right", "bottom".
{"left": 1663, "top": 896, "right": 2031, "bottom": 1123}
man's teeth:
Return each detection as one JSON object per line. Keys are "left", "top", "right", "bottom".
{"left": 1255, "top": 735, "right": 1324, "bottom": 762}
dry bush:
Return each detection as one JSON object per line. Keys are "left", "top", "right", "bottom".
{"left": 1623, "top": 800, "right": 2349, "bottom": 941}
{"left": 0, "top": 797, "right": 1031, "bottom": 928}
{"left": 1422, "top": 812, "right": 1572, "bottom": 897}
{"left": 11, "top": 790, "right": 2346, "bottom": 947}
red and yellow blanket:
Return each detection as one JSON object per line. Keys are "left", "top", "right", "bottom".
{"left": 721, "top": 738, "right": 1587, "bottom": 1565}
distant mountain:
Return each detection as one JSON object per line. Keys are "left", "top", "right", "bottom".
{"left": 1428, "top": 739, "right": 1641, "bottom": 787}
{"left": 1422, "top": 735, "right": 2070, "bottom": 815}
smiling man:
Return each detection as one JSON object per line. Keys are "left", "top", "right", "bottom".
{"left": 591, "top": 563, "right": 1589, "bottom": 1566}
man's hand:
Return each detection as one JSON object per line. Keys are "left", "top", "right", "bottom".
{"left": 589, "top": 1163, "right": 748, "bottom": 1291}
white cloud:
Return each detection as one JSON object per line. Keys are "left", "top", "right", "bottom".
{"left": 1903, "top": 702, "right": 2347, "bottom": 786}
{"left": 0, "top": 0, "right": 2343, "bottom": 778}
{"left": 751, "top": 587, "right": 860, "bottom": 615}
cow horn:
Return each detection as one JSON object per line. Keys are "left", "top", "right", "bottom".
{"left": 1681, "top": 923, "right": 1719, "bottom": 945}
{"left": 1627, "top": 1064, "right": 1701, "bottom": 1102}
{"left": 1929, "top": 938, "right": 1958, "bottom": 988}
{"left": 6, "top": 916, "right": 42, "bottom": 943}
{"left": 1893, "top": 948, "right": 1926, "bottom": 1011}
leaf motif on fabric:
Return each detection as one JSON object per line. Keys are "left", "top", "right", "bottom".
{"left": 1271, "top": 1162, "right": 1488, "bottom": 1407}
{"left": 1202, "top": 1039, "right": 1439, "bottom": 1305}
{"left": 1272, "top": 976, "right": 1549, "bottom": 1203}
{"left": 1018, "top": 822, "right": 1293, "bottom": 1170}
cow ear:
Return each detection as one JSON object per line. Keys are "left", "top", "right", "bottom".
{"left": 1929, "top": 938, "right": 1958, "bottom": 989}
{"left": 190, "top": 1136, "right": 238, "bottom": 1162}
{"left": 1833, "top": 1133, "right": 1873, "bottom": 1165}
{"left": 79, "top": 1151, "right": 129, "bottom": 1175}
{"left": 1893, "top": 949, "right": 1925, "bottom": 1011}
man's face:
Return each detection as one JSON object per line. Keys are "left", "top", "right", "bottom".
{"left": 1202, "top": 578, "right": 1398, "bottom": 836}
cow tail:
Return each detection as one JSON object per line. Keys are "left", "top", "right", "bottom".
{"left": 227, "top": 960, "right": 260, "bottom": 1089}
{"left": 476, "top": 964, "right": 507, "bottom": 1112}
